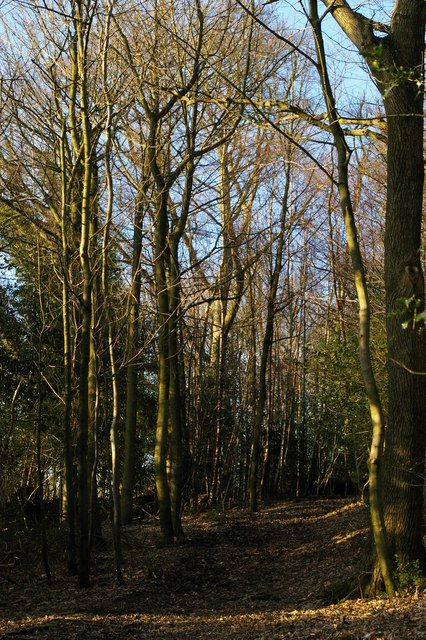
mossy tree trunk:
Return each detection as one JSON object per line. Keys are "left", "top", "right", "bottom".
{"left": 321, "top": 0, "right": 426, "bottom": 590}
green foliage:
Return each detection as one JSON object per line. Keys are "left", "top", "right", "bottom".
{"left": 393, "top": 555, "right": 425, "bottom": 594}
{"left": 363, "top": 44, "right": 423, "bottom": 96}
{"left": 310, "top": 331, "right": 371, "bottom": 443}
{"left": 204, "top": 506, "right": 226, "bottom": 521}
{"left": 363, "top": 44, "right": 384, "bottom": 69}
{"left": 305, "top": 312, "right": 388, "bottom": 494}
{"left": 393, "top": 295, "right": 425, "bottom": 333}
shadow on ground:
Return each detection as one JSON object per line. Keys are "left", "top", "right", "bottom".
{"left": 1, "top": 499, "right": 424, "bottom": 639}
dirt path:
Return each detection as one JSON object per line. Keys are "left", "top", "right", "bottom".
{"left": 1, "top": 498, "right": 425, "bottom": 638}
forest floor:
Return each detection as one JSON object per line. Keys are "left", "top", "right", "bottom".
{"left": 1, "top": 497, "right": 425, "bottom": 639}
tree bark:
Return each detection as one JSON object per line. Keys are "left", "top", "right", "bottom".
{"left": 121, "top": 193, "right": 145, "bottom": 525}
{"left": 61, "top": 241, "right": 77, "bottom": 576}
{"left": 383, "top": 51, "right": 426, "bottom": 571}
{"left": 153, "top": 174, "right": 174, "bottom": 544}
{"left": 318, "top": 0, "right": 426, "bottom": 590}
{"left": 75, "top": 0, "right": 94, "bottom": 587}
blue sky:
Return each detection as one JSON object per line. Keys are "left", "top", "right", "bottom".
{"left": 268, "top": 0, "right": 395, "bottom": 115}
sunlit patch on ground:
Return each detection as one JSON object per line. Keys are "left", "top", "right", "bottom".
{"left": 1, "top": 499, "right": 424, "bottom": 639}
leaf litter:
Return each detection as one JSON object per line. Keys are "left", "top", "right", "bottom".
{"left": 0, "top": 498, "right": 424, "bottom": 638}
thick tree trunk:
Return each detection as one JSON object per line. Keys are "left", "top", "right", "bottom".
{"left": 383, "top": 79, "right": 426, "bottom": 569}
{"left": 321, "top": 0, "right": 426, "bottom": 588}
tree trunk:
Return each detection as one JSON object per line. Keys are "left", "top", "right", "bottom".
{"left": 154, "top": 185, "right": 174, "bottom": 545}
{"left": 321, "top": 0, "right": 426, "bottom": 585}
{"left": 249, "top": 160, "right": 290, "bottom": 512}
{"left": 59, "top": 62, "right": 78, "bottom": 576}
{"left": 211, "top": 145, "right": 245, "bottom": 502}
{"left": 383, "top": 64, "right": 426, "bottom": 571}
{"left": 88, "top": 273, "right": 102, "bottom": 548}
{"left": 35, "top": 269, "right": 51, "bottom": 586}
{"left": 108, "top": 322, "right": 124, "bottom": 583}
{"left": 101, "top": 61, "right": 124, "bottom": 582}
{"left": 88, "top": 160, "right": 103, "bottom": 546}
{"left": 166, "top": 224, "right": 188, "bottom": 539}
{"left": 122, "top": 194, "right": 145, "bottom": 524}
{"left": 76, "top": 2, "right": 93, "bottom": 587}
{"left": 61, "top": 257, "right": 77, "bottom": 576}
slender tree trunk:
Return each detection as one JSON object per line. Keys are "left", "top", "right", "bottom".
{"left": 0, "top": 380, "right": 22, "bottom": 471}
{"left": 297, "top": 305, "right": 307, "bottom": 498}
{"left": 154, "top": 185, "right": 174, "bottom": 544}
{"left": 76, "top": 2, "right": 93, "bottom": 587}
{"left": 260, "top": 348, "right": 274, "bottom": 500}
{"left": 77, "top": 195, "right": 92, "bottom": 588}
{"left": 88, "top": 164, "right": 102, "bottom": 546}
{"left": 166, "top": 155, "right": 195, "bottom": 535}
{"left": 211, "top": 145, "right": 245, "bottom": 502}
{"left": 62, "top": 261, "right": 77, "bottom": 575}
{"left": 122, "top": 194, "right": 144, "bottom": 524}
{"left": 88, "top": 286, "right": 101, "bottom": 547}
{"left": 108, "top": 323, "right": 124, "bottom": 583}
{"left": 36, "top": 366, "right": 51, "bottom": 585}
{"left": 101, "top": 49, "right": 124, "bottom": 581}
{"left": 211, "top": 332, "right": 224, "bottom": 502}
{"left": 167, "top": 239, "right": 185, "bottom": 539}
{"left": 35, "top": 255, "right": 51, "bottom": 585}
{"left": 59, "top": 97, "right": 78, "bottom": 575}
{"left": 310, "top": 0, "right": 394, "bottom": 597}
{"left": 320, "top": 0, "right": 426, "bottom": 587}
{"left": 249, "top": 164, "right": 290, "bottom": 512}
